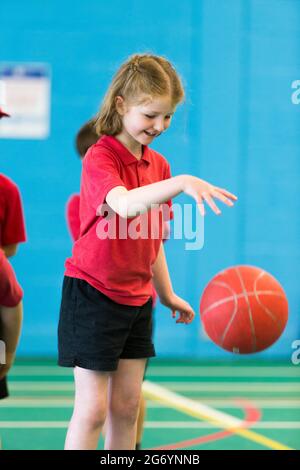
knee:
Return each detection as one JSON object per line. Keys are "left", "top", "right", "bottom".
{"left": 74, "top": 401, "right": 107, "bottom": 430}
{"left": 109, "top": 396, "right": 141, "bottom": 424}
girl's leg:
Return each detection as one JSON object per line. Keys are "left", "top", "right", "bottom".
{"left": 136, "top": 394, "right": 147, "bottom": 449}
{"left": 65, "top": 366, "right": 109, "bottom": 450}
{"left": 105, "top": 358, "right": 146, "bottom": 450}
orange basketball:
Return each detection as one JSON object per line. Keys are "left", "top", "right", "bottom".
{"left": 199, "top": 265, "right": 288, "bottom": 354}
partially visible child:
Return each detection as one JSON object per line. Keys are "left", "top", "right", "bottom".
{"left": 66, "top": 119, "right": 99, "bottom": 241}
{"left": 0, "top": 108, "right": 26, "bottom": 402}
{"left": 0, "top": 249, "right": 23, "bottom": 389}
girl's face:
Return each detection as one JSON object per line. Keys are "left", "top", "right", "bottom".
{"left": 116, "top": 95, "right": 175, "bottom": 153}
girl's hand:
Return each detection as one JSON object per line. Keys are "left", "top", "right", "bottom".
{"left": 182, "top": 175, "right": 238, "bottom": 216}
{"left": 161, "top": 293, "right": 195, "bottom": 324}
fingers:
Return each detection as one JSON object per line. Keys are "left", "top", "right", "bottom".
{"left": 174, "top": 310, "right": 195, "bottom": 324}
{"left": 197, "top": 187, "right": 238, "bottom": 216}
{"left": 195, "top": 195, "right": 205, "bottom": 216}
{"left": 211, "top": 190, "right": 235, "bottom": 207}
{"left": 202, "top": 192, "right": 221, "bottom": 215}
{"left": 214, "top": 186, "right": 238, "bottom": 201}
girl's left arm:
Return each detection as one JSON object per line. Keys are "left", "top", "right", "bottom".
{"left": 152, "top": 244, "right": 195, "bottom": 324}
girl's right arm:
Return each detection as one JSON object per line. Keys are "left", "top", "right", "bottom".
{"left": 106, "top": 174, "right": 237, "bottom": 218}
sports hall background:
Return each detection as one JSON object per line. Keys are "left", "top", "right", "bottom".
{"left": 0, "top": 0, "right": 299, "bottom": 359}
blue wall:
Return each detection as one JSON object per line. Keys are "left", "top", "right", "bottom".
{"left": 0, "top": 0, "right": 299, "bottom": 358}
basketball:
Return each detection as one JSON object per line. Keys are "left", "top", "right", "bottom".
{"left": 200, "top": 265, "right": 288, "bottom": 354}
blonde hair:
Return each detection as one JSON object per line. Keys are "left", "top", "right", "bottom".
{"left": 95, "top": 53, "right": 185, "bottom": 136}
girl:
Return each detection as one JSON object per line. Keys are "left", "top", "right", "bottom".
{"left": 58, "top": 53, "right": 237, "bottom": 450}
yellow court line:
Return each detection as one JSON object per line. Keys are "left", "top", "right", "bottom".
{"left": 142, "top": 381, "right": 293, "bottom": 451}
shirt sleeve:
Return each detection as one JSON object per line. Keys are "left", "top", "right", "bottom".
{"left": 2, "top": 183, "right": 26, "bottom": 246}
{"left": 82, "top": 148, "right": 126, "bottom": 212}
{"left": 66, "top": 194, "right": 81, "bottom": 242}
{"left": 0, "top": 249, "right": 23, "bottom": 307}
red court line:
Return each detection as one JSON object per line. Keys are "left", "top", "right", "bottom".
{"left": 150, "top": 398, "right": 261, "bottom": 450}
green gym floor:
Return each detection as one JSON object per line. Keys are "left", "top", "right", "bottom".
{"left": 0, "top": 359, "right": 299, "bottom": 450}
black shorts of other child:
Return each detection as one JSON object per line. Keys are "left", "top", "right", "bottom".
{"left": 0, "top": 377, "right": 8, "bottom": 399}
{"left": 58, "top": 277, "right": 155, "bottom": 372}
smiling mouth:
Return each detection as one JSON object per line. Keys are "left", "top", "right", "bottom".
{"left": 144, "top": 131, "right": 159, "bottom": 137}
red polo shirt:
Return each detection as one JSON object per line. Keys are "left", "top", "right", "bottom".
{"left": 0, "top": 249, "right": 23, "bottom": 307}
{"left": 0, "top": 174, "right": 26, "bottom": 247}
{"left": 65, "top": 135, "right": 173, "bottom": 306}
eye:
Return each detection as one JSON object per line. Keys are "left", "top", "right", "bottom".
{"left": 145, "top": 114, "right": 155, "bottom": 119}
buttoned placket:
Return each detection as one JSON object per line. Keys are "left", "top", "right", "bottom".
{"left": 136, "top": 160, "right": 145, "bottom": 187}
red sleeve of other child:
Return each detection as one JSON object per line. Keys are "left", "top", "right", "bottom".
{"left": 0, "top": 175, "right": 26, "bottom": 246}
{"left": 66, "top": 194, "right": 80, "bottom": 242}
{"left": 0, "top": 249, "right": 23, "bottom": 307}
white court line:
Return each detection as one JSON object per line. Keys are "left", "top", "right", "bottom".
{"left": 146, "top": 422, "right": 300, "bottom": 429}
{"left": 1, "top": 398, "right": 300, "bottom": 409}
{"left": 142, "top": 381, "right": 292, "bottom": 450}
{"left": 10, "top": 366, "right": 300, "bottom": 378}
{"left": 0, "top": 421, "right": 300, "bottom": 429}
{"left": 0, "top": 421, "right": 299, "bottom": 430}
{"left": 181, "top": 399, "right": 300, "bottom": 408}
{"left": 147, "top": 367, "right": 300, "bottom": 378}
{"left": 149, "top": 382, "right": 300, "bottom": 392}
{"left": 6, "top": 382, "right": 300, "bottom": 392}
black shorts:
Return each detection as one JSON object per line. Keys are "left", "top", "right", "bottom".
{"left": 58, "top": 276, "right": 155, "bottom": 372}
{"left": 0, "top": 376, "right": 8, "bottom": 400}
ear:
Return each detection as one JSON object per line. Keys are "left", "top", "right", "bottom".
{"left": 115, "top": 96, "right": 127, "bottom": 115}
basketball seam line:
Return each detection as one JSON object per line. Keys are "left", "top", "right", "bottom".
{"left": 235, "top": 267, "right": 257, "bottom": 353}
{"left": 213, "top": 282, "right": 239, "bottom": 348}
{"left": 253, "top": 273, "right": 283, "bottom": 330}
{"left": 201, "top": 290, "right": 285, "bottom": 317}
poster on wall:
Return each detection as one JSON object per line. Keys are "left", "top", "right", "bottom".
{"left": 0, "top": 63, "right": 51, "bottom": 139}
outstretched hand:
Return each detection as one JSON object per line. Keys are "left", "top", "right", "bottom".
{"left": 182, "top": 175, "right": 238, "bottom": 216}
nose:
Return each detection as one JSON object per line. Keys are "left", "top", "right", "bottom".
{"left": 153, "top": 118, "right": 165, "bottom": 133}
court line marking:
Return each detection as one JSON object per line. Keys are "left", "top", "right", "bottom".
{"left": 2, "top": 398, "right": 300, "bottom": 410}
{"left": 7, "top": 382, "right": 300, "bottom": 392}
{"left": 10, "top": 366, "right": 300, "bottom": 377}
{"left": 148, "top": 422, "right": 300, "bottom": 429}
{"left": 0, "top": 421, "right": 299, "bottom": 430}
{"left": 151, "top": 401, "right": 261, "bottom": 450}
{"left": 2, "top": 398, "right": 300, "bottom": 408}
{"left": 147, "top": 383, "right": 300, "bottom": 392}
{"left": 142, "top": 381, "right": 293, "bottom": 450}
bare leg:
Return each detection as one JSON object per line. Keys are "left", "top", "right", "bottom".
{"left": 136, "top": 394, "right": 147, "bottom": 448}
{"left": 105, "top": 359, "right": 146, "bottom": 450}
{"left": 102, "top": 395, "right": 146, "bottom": 447}
{"left": 65, "top": 366, "right": 109, "bottom": 450}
